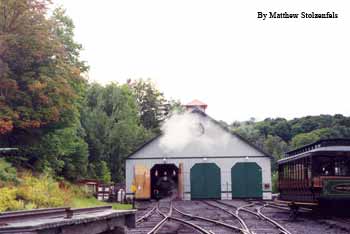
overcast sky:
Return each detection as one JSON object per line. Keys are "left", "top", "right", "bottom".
{"left": 53, "top": 0, "right": 350, "bottom": 123}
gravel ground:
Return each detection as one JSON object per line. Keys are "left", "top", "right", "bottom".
{"left": 129, "top": 199, "right": 350, "bottom": 234}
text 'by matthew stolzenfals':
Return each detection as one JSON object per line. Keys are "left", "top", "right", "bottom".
{"left": 257, "top": 11, "right": 338, "bottom": 20}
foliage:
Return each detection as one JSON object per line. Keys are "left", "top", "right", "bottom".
{"left": 128, "top": 79, "right": 174, "bottom": 134}
{"left": 16, "top": 173, "right": 72, "bottom": 208}
{"left": 0, "top": 187, "right": 23, "bottom": 212}
{"left": 230, "top": 114, "right": 350, "bottom": 171}
{"left": 0, "top": 1, "right": 89, "bottom": 182}
{"left": 0, "top": 0, "right": 84, "bottom": 135}
{"left": 28, "top": 126, "right": 88, "bottom": 180}
{"left": 263, "top": 135, "right": 288, "bottom": 171}
{"left": 97, "top": 161, "right": 111, "bottom": 184}
{"left": 81, "top": 83, "right": 152, "bottom": 182}
{"left": 0, "top": 158, "right": 18, "bottom": 184}
{"left": 290, "top": 131, "right": 320, "bottom": 148}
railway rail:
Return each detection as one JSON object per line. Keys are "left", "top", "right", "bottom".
{"left": 214, "top": 200, "right": 292, "bottom": 234}
{"left": 133, "top": 199, "right": 257, "bottom": 234}
{"left": 135, "top": 199, "right": 215, "bottom": 234}
{"left": 132, "top": 199, "right": 350, "bottom": 234}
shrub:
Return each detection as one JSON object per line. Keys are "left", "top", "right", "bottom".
{"left": 0, "top": 187, "right": 23, "bottom": 212}
{"left": 0, "top": 159, "right": 18, "bottom": 185}
{"left": 16, "top": 173, "right": 72, "bottom": 208}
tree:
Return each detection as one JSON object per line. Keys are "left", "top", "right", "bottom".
{"left": 128, "top": 79, "right": 171, "bottom": 134}
{"left": 29, "top": 126, "right": 88, "bottom": 181}
{"left": 230, "top": 114, "right": 350, "bottom": 172}
{"left": 82, "top": 83, "right": 152, "bottom": 182}
{"left": 290, "top": 132, "right": 320, "bottom": 148}
{"left": 0, "top": 1, "right": 84, "bottom": 137}
{"left": 0, "top": 1, "right": 89, "bottom": 181}
{"left": 263, "top": 135, "right": 289, "bottom": 171}
{"left": 272, "top": 119, "right": 291, "bottom": 142}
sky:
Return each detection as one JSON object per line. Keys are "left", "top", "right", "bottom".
{"left": 53, "top": 0, "right": 350, "bottom": 123}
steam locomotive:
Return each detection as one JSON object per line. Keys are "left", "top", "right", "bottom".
{"left": 152, "top": 169, "right": 177, "bottom": 200}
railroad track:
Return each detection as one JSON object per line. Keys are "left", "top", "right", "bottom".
{"left": 173, "top": 200, "right": 249, "bottom": 234}
{"left": 201, "top": 200, "right": 251, "bottom": 233}
{"left": 133, "top": 199, "right": 254, "bottom": 234}
{"left": 214, "top": 200, "right": 292, "bottom": 234}
{"left": 135, "top": 199, "right": 213, "bottom": 234}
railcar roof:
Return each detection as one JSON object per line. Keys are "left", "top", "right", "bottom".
{"left": 278, "top": 139, "right": 350, "bottom": 164}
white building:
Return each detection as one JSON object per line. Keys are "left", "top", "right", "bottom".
{"left": 125, "top": 100, "right": 272, "bottom": 200}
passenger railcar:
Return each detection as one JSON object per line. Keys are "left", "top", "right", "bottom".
{"left": 277, "top": 139, "right": 350, "bottom": 209}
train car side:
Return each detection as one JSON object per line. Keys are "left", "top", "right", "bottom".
{"left": 277, "top": 139, "right": 350, "bottom": 209}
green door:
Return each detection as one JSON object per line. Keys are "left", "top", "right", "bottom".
{"left": 231, "top": 162, "right": 262, "bottom": 198}
{"left": 190, "top": 163, "right": 221, "bottom": 200}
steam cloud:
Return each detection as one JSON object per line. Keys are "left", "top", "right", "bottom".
{"left": 158, "top": 110, "right": 231, "bottom": 154}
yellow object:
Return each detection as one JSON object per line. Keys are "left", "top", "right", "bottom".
{"left": 134, "top": 165, "right": 150, "bottom": 199}
{"left": 130, "top": 184, "right": 137, "bottom": 193}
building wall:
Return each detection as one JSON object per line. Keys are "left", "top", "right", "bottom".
{"left": 125, "top": 156, "right": 272, "bottom": 200}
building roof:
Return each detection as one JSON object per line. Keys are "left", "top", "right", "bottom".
{"left": 126, "top": 108, "right": 272, "bottom": 159}
{"left": 184, "top": 99, "right": 208, "bottom": 107}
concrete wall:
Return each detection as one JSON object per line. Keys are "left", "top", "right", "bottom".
{"left": 125, "top": 156, "right": 272, "bottom": 200}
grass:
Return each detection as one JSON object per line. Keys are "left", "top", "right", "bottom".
{"left": 71, "top": 197, "right": 132, "bottom": 210}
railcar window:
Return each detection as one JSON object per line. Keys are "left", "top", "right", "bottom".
{"left": 334, "top": 157, "right": 350, "bottom": 176}
{"left": 313, "top": 156, "right": 350, "bottom": 176}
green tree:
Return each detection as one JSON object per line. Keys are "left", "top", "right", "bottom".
{"left": 263, "top": 135, "right": 289, "bottom": 171}
{"left": 97, "top": 161, "right": 111, "bottom": 184}
{"left": 82, "top": 83, "right": 151, "bottom": 182}
{"left": 128, "top": 79, "right": 170, "bottom": 134}
{"left": 290, "top": 132, "right": 320, "bottom": 148}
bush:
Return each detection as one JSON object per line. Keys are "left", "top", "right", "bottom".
{"left": 16, "top": 173, "right": 72, "bottom": 208}
{"left": 0, "top": 187, "right": 23, "bottom": 212}
{"left": 0, "top": 159, "right": 18, "bottom": 185}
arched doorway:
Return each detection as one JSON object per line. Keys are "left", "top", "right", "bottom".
{"left": 150, "top": 164, "right": 178, "bottom": 199}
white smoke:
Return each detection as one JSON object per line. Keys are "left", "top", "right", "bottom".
{"left": 158, "top": 110, "right": 231, "bottom": 154}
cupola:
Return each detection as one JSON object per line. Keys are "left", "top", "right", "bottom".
{"left": 184, "top": 99, "right": 208, "bottom": 112}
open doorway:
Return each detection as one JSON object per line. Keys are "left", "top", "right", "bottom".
{"left": 150, "top": 164, "right": 178, "bottom": 200}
